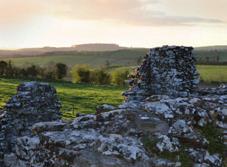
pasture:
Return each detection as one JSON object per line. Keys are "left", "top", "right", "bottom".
{"left": 0, "top": 79, "right": 124, "bottom": 119}
{"left": 1, "top": 49, "right": 227, "bottom": 67}
{"left": 0, "top": 49, "right": 147, "bottom": 67}
{"left": 0, "top": 65, "right": 226, "bottom": 119}
{"left": 197, "top": 65, "right": 227, "bottom": 83}
{"left": 110, "top": 65, "right": 227, "bottom": 84}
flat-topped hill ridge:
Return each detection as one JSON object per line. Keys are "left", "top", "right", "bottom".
{"left": 0, "top": 46, "right": 226, "bottom": 167}
{"left": 1, "top": 44, "right": 227, "bottom": 67}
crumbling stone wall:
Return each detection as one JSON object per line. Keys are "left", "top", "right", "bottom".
{"left": 124, "top": 46, "right": 200, "bottom": 100}
{"left": 0, "top": 82, "right": 61, "bottom": 165}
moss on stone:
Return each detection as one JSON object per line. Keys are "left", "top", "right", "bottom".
{"left": 178, "top": 150, "right": 193, "bottom": 167}
{"left": 141, "top": 136, "right": 157, "bottom": 154}
{"left": 199, "top": 124, "right": 225, "bottom": 155}
{"left": 142, "top": 136, "right": 193, "bottom": 166}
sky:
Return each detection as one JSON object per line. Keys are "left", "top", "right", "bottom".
{"left": 0, "top": 0, "right": 227, "bottom": 49}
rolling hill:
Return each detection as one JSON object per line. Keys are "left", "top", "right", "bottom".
{"left": 0, "top": 44, "right": 227, "bottom": 67}
{"left": 0, "top": 43, "right": 125, "bottom": 58}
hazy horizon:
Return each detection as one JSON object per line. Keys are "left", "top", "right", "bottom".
{"left": 0, "top": 0, "right": 227, "bottom": 49}
{"left": 3, "top": 43, "right": 227, "bottom": 51}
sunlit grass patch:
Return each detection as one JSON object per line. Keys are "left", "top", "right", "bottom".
{"left": 197, "top": 65, "right": 227, "bottom": 83}
{"left": 0, "top": 78, "right": 124, "bottom": 119}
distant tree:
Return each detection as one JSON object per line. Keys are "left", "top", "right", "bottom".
{"left": 26, "top": 65, "right": 39, "bottom": 78}
{"left": 11, "top": 66, "right": 20, "bottom": 78}
{"left": 111, "top": 69, "right": 130, "bottom": 86}
{"left": 206, "top": 57, "right": 210, "bottom": 63}
{"left": 5, "top": 61, "right": 14, "bottom": 77}
{"left": 41, "top": 63, "right": 58, "bottom": 81}
{"left": 0, "top": 60, "right": 71, "bottom": 81}
{"left": 197, "top": 58, "right": 202, "bottom": 64}
{"left": 56, "top": 63, "right": 68, "bottom": 80}
{"left": 44, "top": 71, "right": 57, "bottom": 81}
{"left": 91, "top": 69, "right": 111, "bottom": 85}
{"left": 105, "top": 60, "right": 110, "bottom": 68}
{"left": 216, "top": 55, "right": 220, "bottom": 63}
{"left": 137, "top": 56, "right": 143, "bottom": 65}
{"left": 71, "top": 64, "right": 92, "bottom": 83}
{"left": 20, "top": 68, "right": 28, "bottom": 78}
{"left": 0, "top": 61, "right": 8, "bottom": 76}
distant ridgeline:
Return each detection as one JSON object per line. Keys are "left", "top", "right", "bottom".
{"left": 72, "top": 43, "right": 126, "bottom": 51}
{"left": 0, "top": 44, "right": 227, "bottom": 67}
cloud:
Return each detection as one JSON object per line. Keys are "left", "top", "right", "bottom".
{"left": 137, "top": 15, "right": 223, "bottom": 26}
{"left": 0, "top": 0, "right": 45, "bottom": 25}
{"left": 0, "top": 0, "right": 225, "bottom": 27}
{"left": 47, "top": 0, "right": 224, "bottom": 26}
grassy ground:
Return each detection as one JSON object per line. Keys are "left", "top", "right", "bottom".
{"left": 0, "top": 65, "right": 226, "bottom": 118}
{"left": 1, "top": 49, "right": 227, "bottom": 67}
{"left": 0, "top": 78, "right": 124, "bottom": 119}
{"left": 108, "top": 65, "right": 227, "bottom": 84}
{"left": 0, "top": 49, "right": 147, "bottom": 67}
{"left": 197, "top": 65, "right": 227, "bottom": 83}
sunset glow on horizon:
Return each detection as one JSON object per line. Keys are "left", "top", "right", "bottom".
{"left": 0, "top": 0, "right": 227, "bottom": 49}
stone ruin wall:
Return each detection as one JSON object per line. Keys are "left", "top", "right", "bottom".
{"left": 0, "top": 82, "right": 61, "bottom": 165}
{"left": 124, "top": 46, "right": 200, "bottom": 100}
{"left": 0, "top": 46, "right": 226, "bottom": 167}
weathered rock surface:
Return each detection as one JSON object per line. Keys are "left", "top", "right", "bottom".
{"left": 0, "top": 46, "right": 226, "bottom": 167}
{"left": 124, "top": 46, "right": 199, "bottom": 100}
{"left": 0, "top": 82, "right": 61, "bottom": 166}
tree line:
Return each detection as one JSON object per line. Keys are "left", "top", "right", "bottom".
{"left": 0, "top": 60, "right": 130, "bottom": 86}
{"left": 0, "top": 60, "right": 67, "bottom": 81}
{"left": 70, "top": 64, "right": 130, "bottom": 86}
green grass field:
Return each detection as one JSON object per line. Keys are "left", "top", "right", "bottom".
{"left": 110, "top": 65, "right": 227, "bottom": 84}
{"left": 0, "top": 79, "right": 124, "bottom": 119}
{"left": 0, "top": 65, "right": 226, "bottom": 119}
{"left": 1, "top": 49, "right": 227, "bottom": 67}
{"left": 197, "top": 65, "right": 227, "bottom": 83}
{"left": 0, "top": 49, "right": 148, "bottom": 67}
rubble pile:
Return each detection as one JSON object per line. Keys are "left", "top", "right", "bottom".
{"left": 0, "top": 46, "right": 226, "bottom": 167}
{"left": 124, "top": 46, "right": 199, "bottom": 100}
{"left": 0, "top": 82, "right": 61, "bottom": 165}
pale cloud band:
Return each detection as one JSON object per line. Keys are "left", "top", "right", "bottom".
{"left": 0, "top": 0, "right": 225, "bottom": 26}
{"left": 0, "top": 0, "right": 227, "bottom": 48}
{"left": 45, "top": 0, "right": 225, "bottom": 26}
